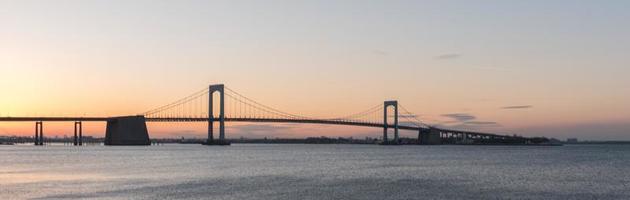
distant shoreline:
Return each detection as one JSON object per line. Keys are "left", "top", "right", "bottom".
{"left": 563, "top": 141, "right": 630, "bottom": 145}
{"left": 3, "top": 135, "right": 630, "bottom": 146}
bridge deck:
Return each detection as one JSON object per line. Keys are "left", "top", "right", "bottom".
{"left": 0, "top": 117, "right": 513, "bottom": 138}
{"left": 0, "top": 117, "right": 110, "bottom": 121}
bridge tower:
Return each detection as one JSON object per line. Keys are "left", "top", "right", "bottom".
{"left": 206, "top": 84, "right": 229, "bottom": 145}
{"left": 383, "top": 100, "right": 399, "bottom": 144}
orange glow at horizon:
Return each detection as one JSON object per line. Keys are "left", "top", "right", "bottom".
{"left": 1, "top": 1, "right": 629, "bottom": 140}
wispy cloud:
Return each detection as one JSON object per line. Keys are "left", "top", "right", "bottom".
{"left": 448, "top": 122, "right": 502, "bottom": 129}
{"left": 441, "top": 113, "right": 476, "bottom": 122}
{"left": 464, "top": 121, "right": 499, "bottom": 125}
{"left": 435, "top": 53, "right": 461, "bottom": 60}
{"left": 438, "top": 113, "right": 501, "bottom": 129}
{"left": 501, "top": 105, "right": 533, "bottom": 109}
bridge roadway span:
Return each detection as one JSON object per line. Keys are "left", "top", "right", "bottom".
{"left": 0, "top": 117, "right": 510, "bottom": 138}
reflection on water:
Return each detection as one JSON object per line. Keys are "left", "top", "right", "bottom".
{"left": 1, "top": 144, "right": 630, "bottom": 199}
{"left": 0, "top": 172, "right": 108, "bottom": 184}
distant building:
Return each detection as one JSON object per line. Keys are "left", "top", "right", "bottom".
{"left": 567, "top": 138, "right": 578, "bottom": 143}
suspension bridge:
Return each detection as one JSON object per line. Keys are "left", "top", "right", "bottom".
{"left": 0, "top": 84, "right": 535, "bottom": 146}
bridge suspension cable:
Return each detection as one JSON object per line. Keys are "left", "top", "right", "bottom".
{"left": 397, "top": 103, "right": 431, "bottom": 128}
{"left": 223, "top": 87, "right": 311, "bottom": 120}
{"left": 323, "top": 103, "right": 383, "bottom": 124}
{"left": 142, "top": 87, "right": 209, "bottom": 118}
{"left": 141, "top": 85, "right": 430, "bottom": 128}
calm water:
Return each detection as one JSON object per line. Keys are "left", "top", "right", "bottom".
{"left": 1, "top": 144, "right": 629, "bottom": 199}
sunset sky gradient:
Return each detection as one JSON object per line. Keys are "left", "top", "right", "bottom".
{"left": 1, "top": 0, "right": 629, "bottom": 140}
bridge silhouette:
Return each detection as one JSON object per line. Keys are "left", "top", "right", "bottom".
{"left": 0, "top": 84, "right": 532, "bottom": 146}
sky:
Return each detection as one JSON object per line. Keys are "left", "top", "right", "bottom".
{"left": 1, "top": 0, "right": 629, "bottom": 140}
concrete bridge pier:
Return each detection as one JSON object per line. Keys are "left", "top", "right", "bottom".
{"left": 417, "top": 128, "right": 439, "bottom": 145}
{"left": 465, "top": 133, "right": 469, "bottom": 143}
{"left": 34, "top": 122, "right": 38, "bottom": 145}
{"left": 425, "top": 128, "right": 442, "bottom": 145}
{"left": 34, "top": 121, "right": 43, "bottom": 145}
{"left": 74, "top": 121, "right": 82, "bottom": 146}
{"left": 417, "top": 129, "right": 424, "bottom": 144}
{"left": 104, "top": 116, "right": 150, "bottom": 145}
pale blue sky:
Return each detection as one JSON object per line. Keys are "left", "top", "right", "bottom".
{"left": 1, "top": 0, "right": 629, "bottom": 140}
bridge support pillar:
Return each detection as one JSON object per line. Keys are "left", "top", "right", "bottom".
{"left": 34, "top": 121, "right": 43, "bottom": 145}
{"left": 382, "top": 101, "right": 398, "bottom": 145}
{"left": 421, "top": 128, "right": 441, "bottom": 145}
{"left": 34, "top": 122, "right": 38, "bottom": 145}
{"left": 74, "top": 121, "right": 82, "bottom": 146}
{"left": 418, "top": 128, "right": 424, "bottom": 144}
{"left": 463, "top": 133, "right": 468, "bottom": 144}
{"left": 205, "top": 84, "right": 230, "bottom": 145}
{"left": 105, "top": 116, "right": 150, "bottom": 145}
{"left": 418, "top": 128, "right": 436, "bottom": 145}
